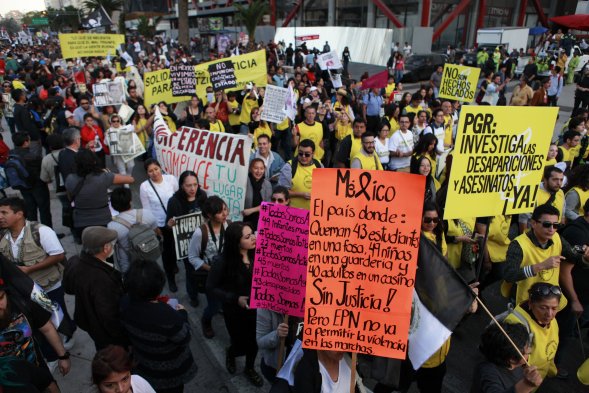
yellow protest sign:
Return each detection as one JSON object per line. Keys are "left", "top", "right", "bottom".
{"left": 143, "top": 50, "right": 267, "bottom": 108}
{"left": 144, "top": 69, "right": 192, "bottom": 108}
{"left": 437, "top": 64, "right": 481, "bottom": 102}
{"left": 193, "top": 50, "right": 267, "bottom": 97}
{"left": 59, "top": 34, "right": 125, "bottom": 59}
{"left": 444, "top": 106, "right": 558, "bottom": 219}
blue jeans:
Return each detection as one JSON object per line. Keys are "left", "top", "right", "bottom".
{"left": 202, "top": 292, "right": 221, "bottom": 324}
{"left": 239, "top": 123, "right": 249, "bottom": 135}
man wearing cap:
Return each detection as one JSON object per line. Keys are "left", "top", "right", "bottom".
{"left": 63, "top": 226, "right": 127, "bottom": 350}
{"left": 307, "top": 86, "right": 321, "bottom": 105}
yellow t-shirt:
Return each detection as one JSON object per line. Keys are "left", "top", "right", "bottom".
{"left": 253, "top": 123, "right": 272, "bottom": 148}
{"left": 335, "top": 121, "right": 352, "bottom": 141}
{"left": 239, "top": 97, "right": 259, "bottom": 124}
{"left": 276, "top": 116, "right": 290, "bottom": 131}
{"left": 135, "top": 118, "right": 149, "bottom": 148}
{"left": 423, "top": 230, "right": 448, "bottom": 257}
{"left": 289, "top": 160, "right": 318, "bottom": 210}
{"left": 209, "top": 120, "right": 225, "bottom": 133}
{"left": 536, "top": 188, "right": 565, "bottom": 221}
{"left": 351, "top": 152, "right": 383, "bottom": 170}
{"left": 228, "top": 100, "right": 240, "bottom": 126}
{"left": 446, "top": 217, "right": 476, "bottom": 269}
{"left": 296, "top": 121, "right": 324, "bottom": 160}
{"left": 404, "top": 104, "right": 422, "bottom": 116}
{"left": 568, "top": 187, "right": 589, "bottom": 215}
{"left": 505, "top": 304, "right": 559, "bottom": 379}
{"left": 487, "top": 215, "right": 511, "bottom": 263}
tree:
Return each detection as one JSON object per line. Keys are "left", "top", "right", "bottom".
{"left": 234, "top": 0, "right": 269, "bottom": 49}
{"left": 0, "top": 18, "right": 20, "bottom": 35}
{"left": 82, "top": 0, "right": 123, "bottom": 32}
{"left": 177, "top": 0, "right": 189, "bottom": 49}
{"left": 21, "top": 11, "right": 45, "bottom": 27}
{"left": 47, "top": 6, "right": 81, "bottom": 33}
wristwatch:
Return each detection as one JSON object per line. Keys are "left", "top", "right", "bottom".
{"left": 57, "top": 351, "right": 71, "bottom": 360}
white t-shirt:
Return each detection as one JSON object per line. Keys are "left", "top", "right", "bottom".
{"left": 387, "top": 129, "right": 414, "bottom": 170}
{"left": 131, "top": 374, "right": 156, "bottom": 392}
{"left": 319, "top": 358, "right": 352, "bottom": 393}
{"left": 140, "top": 174, "right": 179, "bottom": 227}
{"left": 375, "top": 137, "right": 390, "bottom": 165}
{"left": 422, "top": 122, "right": 446, "bottom": 154}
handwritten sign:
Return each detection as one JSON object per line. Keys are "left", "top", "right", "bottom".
{"left": 93, "top": 80, "right": 125, "bottom": 107}
{"left": 153, "top": 109, "right": 251, "bottom": 222}
{"left": 144, "top": 69, "right": 192, "bottom": 108}
{"left": 303, "top": 169, "right": 424, "bottom": 358}
{"left": 444, "top": 106, "right": 558, "bottom": 219}
{"left": 250, "top": 202, "right": 309, "bottom": 317}
{"left": 172, "top": 212, "right": 204, "bottom": 260}
{"left": 170, "top": 62, "right": 197, "bottom": 97}
{"left": 208, "top": 60, "right": 237, "bottom": 91}
{"left": 261, "top": 85, "right": 288, "bottom": 124}
{"left": 58, "top": 33, "right": 125, "bottom": 59}
{"left": 437, "top": 63, "right": 481, "bottom": 102}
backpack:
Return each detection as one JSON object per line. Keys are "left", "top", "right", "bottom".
{"left": 112, "top": 210, "right": 162, "bottom": 261}
{"left": 4, "top": 153, "right": 31, "bottom": 190}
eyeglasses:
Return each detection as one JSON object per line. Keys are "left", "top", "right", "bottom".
{"left": 532, "top": 285, "right": 562, "bottom": 297}
{"left": 538, "top": 221, "right": 560, "bottom": 229}
{"left": 111, "top": 119, "right": 120, "bottom": 123}
{"left": 423, "top": 217, "right": 440, "bottom": 224}
{"left": 271, "top": 197, "right": 285, "bottom": 203}
{"left": 298, "top": 152, "right": 312, "bottom": 158}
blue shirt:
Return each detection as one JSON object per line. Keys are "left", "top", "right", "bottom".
{"left": 547, "top": 73, "right": 563, "bottom": 97}
{"left": 362, "top": 93, "right": 383, "bottom": 116}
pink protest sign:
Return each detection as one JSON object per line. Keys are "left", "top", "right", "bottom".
{"left": 250, "top": 202, "right": 309, "bottom": 317}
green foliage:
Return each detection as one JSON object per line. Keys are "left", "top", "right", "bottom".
{"left": 0, "top": 18, "right": 20, "bottom": 35}
{"left": 46, "top": 6, "right": 81, "bottom": 32}
{"left": 137, "top": 16, "right": 153, "bottom": 38}
{"left": 234, "top": 0, "right": 269, "bottom": 46}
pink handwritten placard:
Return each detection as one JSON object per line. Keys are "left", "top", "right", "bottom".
{"left": 250, "top": 202, "right": 309, "bottom": 317}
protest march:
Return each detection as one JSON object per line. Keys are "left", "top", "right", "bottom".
{"left": 2, "top": 18, "right": 589, "bottom": 393}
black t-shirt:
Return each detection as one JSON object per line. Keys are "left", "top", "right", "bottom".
{"left": 561, "top": 217, "right": 589, "bottom": 303}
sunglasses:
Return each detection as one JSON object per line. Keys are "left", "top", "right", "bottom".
{"left": 538, "top": 221, "right": 560, "bottom": 229}
{"left": 532, "top": 285, "right": 562, "bottom": 297}
{"left": 298, "top": 152, "right": 312, "bottom": 158}
{"left": 111, "top": 119, "right": 120, "bottom": 123}
{"left": 271, "top": 197, "right": 285, "bottom": 203}
{"left": 423, "top": 217, "right": 439, "bottom": 224}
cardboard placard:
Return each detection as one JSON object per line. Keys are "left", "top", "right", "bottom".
{"left": 172, "top": 212, "right": 204, "bottom": 260}
{"left": 208, "top": 60, "right": 237, "bottom": 91}
{"left": 437, "top": 64, "right": 481, "bottom": 103}
{"left": 170, "top": 62, "right": 197, "bottom": 97}
{"left": 250, "top": 202, "right": 309, "bottom": 317}
{"left": 93, "top": 80, "right": 125, "bottom": 107}
{"left": 303, "top": 169, "right": 424, "bottom": 358}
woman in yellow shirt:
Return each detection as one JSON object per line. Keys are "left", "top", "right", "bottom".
{"left": 421, "top": 201, "right": 447, "bottom": 257}
{"left": 546, "top": 143, "right": 558, "bottom": 166}
{"left": 132, "top": 104, "right": 154, "bottom": 150}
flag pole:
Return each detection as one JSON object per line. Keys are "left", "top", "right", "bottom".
{"left": 349, "top": 352, "right": 357, "bottom": 393}
{"left": 277, "top": 315, "right": 289, "bottom": 370}
{"left": 475, "top": 296, "right": 529, "bottom": 366}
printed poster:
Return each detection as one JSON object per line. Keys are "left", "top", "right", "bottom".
{"left": 261, "top": 85, "right": 288, "bottom": 124}
{"left": 172, "top": 212, "right": 204, "bottom": 260}
{"left": 444, "top": 106, "right": 558, "bottom": 219}
{"left": 59, "top": 33, "right": 125, "bottom": 59}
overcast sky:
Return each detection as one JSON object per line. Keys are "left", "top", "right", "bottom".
{"left": 1, "top": 0, "right": 46, "bottom": 17}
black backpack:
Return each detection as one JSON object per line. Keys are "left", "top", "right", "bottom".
{"left": 291, "top": 158, "right": 321, "bottom": 177}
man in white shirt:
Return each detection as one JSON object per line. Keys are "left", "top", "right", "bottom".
{"left": 388, "top": 114, "right": 414, "bottom": 172}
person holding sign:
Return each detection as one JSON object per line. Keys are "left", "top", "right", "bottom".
{"left": 350, "top": 133, "right": 383, "bottom": 170}
{"left": 81, "top": 113, "right": 108, "bottom": 169}
{"left": 294, "top": 350, "right": 357, "bottom": 393}
{"left": 188, "top": 196, "right": 230, "bottom": 339}
{"left": 243, "top": 158, "right": 272, "bottom": 230}
{"left": 207, "top": 222, "right": 263, "bottom": 387}
{"left": 165, "top": 171, "right": 207, "bottom": 298}
{"left": 472, "top": 323, "right": 542, "bottom": 392}
{"left": 104, "top": 114, "right": 136, "bottom": 176}
{"left": 278, "top": 139, "right": 323, "bottom": 210}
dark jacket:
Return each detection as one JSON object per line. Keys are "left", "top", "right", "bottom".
{"left": 294, "top": 349, "right": 360, "bottom": 393}
{"left": 12, "top": 144, "right": 42, "bottom": 187}
{"left": 13, "top": 103, "right": 41, "bottom": 141}
{"left": 63, "top": 252, "right": 127, "bottom": 349}
{"left": 206, "top": 254, "right": 253, "bottom": 306}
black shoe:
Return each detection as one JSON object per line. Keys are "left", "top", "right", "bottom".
{"left": 245, "top": 368, "right": 263, "bottom": 387}
{"left": 201, "top": 319, "right": 214, "bottom": 339}
{"left": 57, "top": 233, "right": 66, "bottom": 239}
{"left": 225, "top": 348, "right": 236, "bottom": 374}
{"left": 168, "top": 281, "right": 178, "bottom": 293}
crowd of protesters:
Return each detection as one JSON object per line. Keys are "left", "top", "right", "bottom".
{"left": 1, "top": 26, "right": 589, "bottom": 393}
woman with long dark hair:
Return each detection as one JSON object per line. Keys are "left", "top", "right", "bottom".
{"left": 410, "top": 156, "right": 437, "bottom": 204}
{"left": 165, "top": 171, "right": 207, "bottom": 297}
{"left": 242, "top": 158, "right": 272, "bottom": 230}
{"left": 421, "top": 201, "right": 446, "bottom": 257}
{"left": 207, "top": 222, "right": 263, "bottom": 387}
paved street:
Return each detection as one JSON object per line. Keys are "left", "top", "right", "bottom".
{"left": 2, "top": 67, "right": 587, "bottom": 393}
